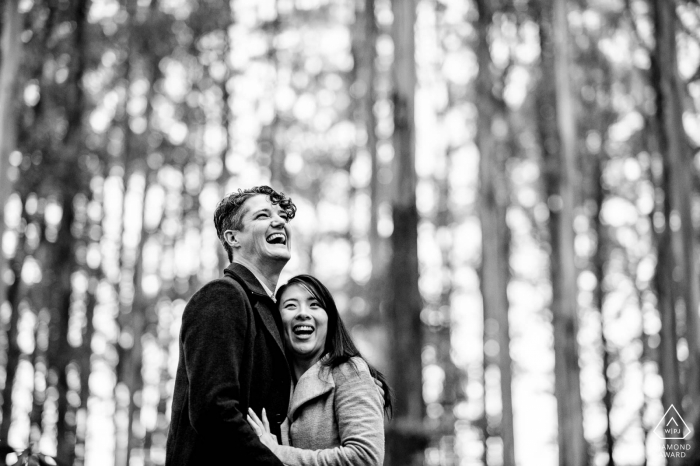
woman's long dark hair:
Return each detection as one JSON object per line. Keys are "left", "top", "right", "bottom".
{"left": 276, "top": 274, "right": 393, "bottom": 416}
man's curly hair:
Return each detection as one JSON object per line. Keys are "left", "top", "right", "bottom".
{"left": 214, "top": 186, "right": 297, "bottom": 263}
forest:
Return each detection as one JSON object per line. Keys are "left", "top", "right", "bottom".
{"left": 0, "top": 0, "right": 699, "bottom": 464}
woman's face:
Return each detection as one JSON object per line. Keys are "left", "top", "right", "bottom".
{"left": 279, "top": 284, "right": 329, "bottom": 363}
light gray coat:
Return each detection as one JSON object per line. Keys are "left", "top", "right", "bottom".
{"left": 273, "top": 357, "right": 385, "bottom": 466}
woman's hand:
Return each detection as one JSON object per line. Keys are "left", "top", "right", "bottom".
{"left": 247, "top": 408, "right": 280, "bottom": 453}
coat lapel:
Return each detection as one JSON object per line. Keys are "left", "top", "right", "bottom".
{"left": 288, "top": 360, "right": 334, "bottom": 420}
{"left": 224, "top": 263, "right": 286, "bottom": 358}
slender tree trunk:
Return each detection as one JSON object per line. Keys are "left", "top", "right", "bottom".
{"left": 433, "top": 149, "right": 461, "bottom": 465}
{"left": 54, "top": 1, "right": 89, "bottom": 459}
{"left": 352, "top": 0, "right": 385, "bottom": 318}
{"left": 535, "top": 0, "right": 587, "bottom": 464}
{"left": 29, "top": 287, "right": 47, "bottom": 449}
{"left": 262, "top": 2, "right": 286, "bottom": 188}
{"left": 50, "top": 194, "right": 79, "bottom": 466}
{"left": 0, "top": 254, "right": 25, "bottom": 445}
{"left": 591, "top": 148, "right": 616, "bottom": 466}
{"left": 474, "top": 1, "right": 516, "bottom": 464}
{"left": 0, "top": 0, "right": 23, "bottom": 308}
{"left": 356, "top": 0, "right": 380, "bottom": 263}
{"left": 385, "top": 1, "right": 426, "bottom": 464}
{"left": 654, "top": 194, "right": 683, "bottom": 465}
{"left": 0, "top": 0, "right": 24, "bottom": 443}
{"left": 114, "top": 3, "right": 138, "bottom": 464}
{"left": 649, "top": 4, "right": 700, "bottom": 459}
{"left": 217, "top": 4, "right": 233, "bottom": 272}
{"left": 74, "top": 283, "right": 96, "bottom": 466}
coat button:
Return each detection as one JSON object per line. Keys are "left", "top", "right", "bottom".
{"left": 273, "top": 413, "right": 285, "bottom": 424}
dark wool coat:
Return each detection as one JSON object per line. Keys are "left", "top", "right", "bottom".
{"left": 165, "top": 263, "right": 291, "bottom": 465}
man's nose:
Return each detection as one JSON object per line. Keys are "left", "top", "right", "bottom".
{"left": 270, "top": 214, "right": 286, "bottom": 226}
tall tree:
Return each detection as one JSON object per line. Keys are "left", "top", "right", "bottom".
{"left": 591, "top": 137, "right": 616, "bottom": 466}
{"left": 351, "top": 0, "right": 386, "bottom": 318}
{"left": 385, "top": 0, "right": 426, "bottom": 464}
{"left": 0, "top": 0, "right": 23, "bottom": 308}
{"left": 534, "top": 0, "right": 587, "bottom": 464}
{"left": 50, "top": 0, "right": 91, "bottom": 462}
{"left": 649, "top": 0, "right": 699, "bottom": 459}
{"left": 0, "top": 217, "right": 25, "bottom": 447}
{"left": 474, "top": 0, "right": 516, "bottom": 464}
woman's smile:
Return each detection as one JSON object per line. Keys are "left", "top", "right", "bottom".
{"left": 292, "top": 324, "right": 315, "bottom": 338}
{"left": 279, "top": 284, "right": 328, "bottom": 363}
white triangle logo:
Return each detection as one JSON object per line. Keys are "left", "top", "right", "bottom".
{"left": 654, "top": 405, "right": 692, "bottom": 440}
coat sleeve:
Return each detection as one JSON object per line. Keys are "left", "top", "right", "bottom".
{"left": 182, "top": 280, "right": 283, "bottom": 465}
{"left": 272, "top": 361, "right": 385, "bottom": 466}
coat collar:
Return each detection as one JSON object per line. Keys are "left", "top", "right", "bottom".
{"left": 223, "top": 263, "right": 286, "bottom": 358}
{"left": 288, "top": 358, "right": 334, "bottom": 420}
{"left": 224, "top": 262, "right": 271, "bottom": 299}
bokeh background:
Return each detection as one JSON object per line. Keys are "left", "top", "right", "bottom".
{"left": 0, "top": 0, "right": 699, "bottom": 465}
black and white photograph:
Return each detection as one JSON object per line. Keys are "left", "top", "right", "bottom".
{"left": 0, "top": 0, "right": 698, "bottom": 464}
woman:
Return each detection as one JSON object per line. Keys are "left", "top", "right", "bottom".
{"left": 247, "top": 274, "right": 392, "bottom": 466}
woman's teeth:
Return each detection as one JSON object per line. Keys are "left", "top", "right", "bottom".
{"left": 293, "top": 325, "right": 314, "bottom": 335}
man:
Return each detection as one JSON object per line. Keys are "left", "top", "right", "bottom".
{"left": 166, "top": 186, "right": 296, "bottom": 465}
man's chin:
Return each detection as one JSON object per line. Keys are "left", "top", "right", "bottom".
{"left": 267, "top": 250, "right": 291, "bottom": 262}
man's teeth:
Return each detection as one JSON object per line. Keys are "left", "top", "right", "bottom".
{"left": 267, "top": 233, "right": 286, "bottom": 244}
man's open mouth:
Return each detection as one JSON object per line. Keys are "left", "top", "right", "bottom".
{"left": 266, "top": 233, "right": 287, "bottom": 245}
{"left": 293, "top": 325, "right": 314, "bottom": 336}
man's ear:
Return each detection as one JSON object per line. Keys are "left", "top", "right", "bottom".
{"left": 223, "top": 230, "right": 239, "bottom": 248}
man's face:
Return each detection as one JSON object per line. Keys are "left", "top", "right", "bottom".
{"left": 230, "top": 194, "right": 291, "bottom": 265}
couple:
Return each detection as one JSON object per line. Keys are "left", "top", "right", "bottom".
{"left": 165, "top": 186, "right": 392, "bottom": 465}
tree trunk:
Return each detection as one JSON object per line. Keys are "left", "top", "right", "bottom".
{"left": 0, "top": 0, "right": 23, "bottom": 309}
{"left": 592, "top": 147, "right": 616, "bottom": 466}
{"left": 74, "top": 282, "right": 96, "bottom": 466}
{"left": 0, "top": 253, "right": 25, "bottom": 445}
{"left": 474, "top": 1, "right": 516, "bottom": 464}
{"left": 535, "top": 0, "right": 587, "bottom": 464}
{"left": 654, "top": 193, "right": 683, "bottom": 466}
{"left": 0, "top": 0, "right": 24, "bottom": 443}
{"left": 218, "top": 5, "right": 233, "bottom": 272}
{"left": 355, "top": 0, "right": 381, "bottom": 264}
{"left": 649, "top": 3, "right": 700, "bottom": 458}
{"left": 352, "top": 0, "right": 385, "bottom": 319}
{"left": 54, "top": 0, "right": 89, "bottom": 459}
{"left": 385, "top": 0, "right": 426, "bottom": 465}
{"left": 433, "top": 148, "right": 461, "bottom": 466}
{"left": 648, "top": 0, "right": 697, "bottom": 460}
{"left": 48, "top": 193, "right": 79, "bottom": 466}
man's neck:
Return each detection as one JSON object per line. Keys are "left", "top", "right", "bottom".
{"left": 232, "top": 257, "right": 282, "bottom": 293}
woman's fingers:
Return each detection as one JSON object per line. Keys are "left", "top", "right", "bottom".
{"left": 249, "top": 407, "right": 273, "bottom": 434}
{"left": 246, "top": 414, "right": 260, "bottom": 435}
{"left": 248, "top": 407, "right": 261, "bottom": 425}
{"left": 248, "top": 408, "right": 263, "bottom": 430}
{"left": 262, "top": 408, "right": 271, "bottom": 432}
